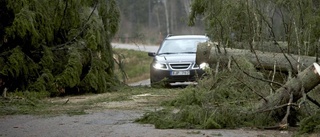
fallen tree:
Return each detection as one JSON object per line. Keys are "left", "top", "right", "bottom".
{"left": 136, "top": 54, "right": 320, "bottom": 130}
{"left": 196, "top": 42, "right": 320, "bottom": 128}
{"left": 256, "top": 62, "right": 320, "bottom": 128}
{"left": 196, "top": 42, "right": 318, "bottom": 74}
{"left": 0, "top": 0, "right": 121, "bottom": 96}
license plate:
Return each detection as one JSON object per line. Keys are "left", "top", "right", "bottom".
{"left": 171, "top": 71, "right": 190, "bottom": 76}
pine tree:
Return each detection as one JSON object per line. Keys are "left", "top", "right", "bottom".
{"left": 0, "top": 0, "right": 120, "bottom": 96}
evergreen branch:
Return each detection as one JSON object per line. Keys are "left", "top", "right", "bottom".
{"left": 52, "top": 0, "right": 99, "bottom": 50}
{"left": 53, "top": 0, "right": 61, "bottom": 19}
{"left": 234, "top": 77, "right": 268, "bottom": 103}
{"left": 57, "top": 0, "right": 68, "bottom": 41}
{"left": 74, "top": 0, "right": 98, "bottom": 41}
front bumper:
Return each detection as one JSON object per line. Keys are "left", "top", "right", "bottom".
{"left": 150, "top": 68, "right": 205, "bottom": 83}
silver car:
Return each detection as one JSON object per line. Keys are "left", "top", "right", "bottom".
{"left": 148, "top": 35, "right": 210, "bottom": 87}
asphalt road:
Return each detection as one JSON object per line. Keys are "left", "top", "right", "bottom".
{"left": 0, "top": 110, "right": 293, "bottom": 137}
{"left": 112, "top": 43, "right": 159, "bottom": 53}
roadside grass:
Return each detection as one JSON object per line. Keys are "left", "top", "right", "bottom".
{"left": 113, "top": 48, "right": 153, "bottom": 84}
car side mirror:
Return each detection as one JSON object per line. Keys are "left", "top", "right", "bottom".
{"left": 148, "top": 52, "right": 156, "bottom": 57}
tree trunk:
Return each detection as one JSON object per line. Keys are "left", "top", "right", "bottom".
{"left": 196, "top": 42, "right": 317, "bottom": 73}
{"left": 257, "top": 63, "right": 320, "bottom": 126}
{"left": 258, "top": 62, "right": 320, "bottom": 106}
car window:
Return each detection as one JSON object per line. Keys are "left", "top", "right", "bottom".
{"left": 158, "top": 38, "right": 208, "bottom": 54}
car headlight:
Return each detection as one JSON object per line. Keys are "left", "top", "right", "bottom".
{"left": 153, "top": 63, "right": 168, "bottom": 70}
{"left": 199, "top": 62, "right": 209, "bottom": 70}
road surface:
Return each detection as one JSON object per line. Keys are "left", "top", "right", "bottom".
{"left": 0, "top": 109, "right": 293, "bottom": 137}
{"left": 112, "top": 43, "right": 159, "bottom": 53}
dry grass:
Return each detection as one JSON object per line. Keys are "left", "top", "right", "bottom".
{"left": 113, "top": 48, "right": 152, "bottom": 84}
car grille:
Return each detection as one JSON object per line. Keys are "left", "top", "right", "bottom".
{"left": 169, "top": 63, "right": 191, "bottom": 70}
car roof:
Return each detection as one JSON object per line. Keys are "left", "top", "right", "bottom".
{"left": 165, "top": 35, "right": 209, "bottom": 40}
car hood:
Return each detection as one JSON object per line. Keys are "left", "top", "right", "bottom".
{"left": 155, "top": 54, "right": 195, "bottom": 63}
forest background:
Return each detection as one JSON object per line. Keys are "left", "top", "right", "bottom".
{"left": 114, "top": 0, "right": 205, "bottom": 44}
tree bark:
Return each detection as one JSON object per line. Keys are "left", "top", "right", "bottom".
{"left": 196, "top": 42, "right": 317, "bottom": 73}
{"left": 258, "top": 63, "right": 320, "bottom": 107}
{"left": 257, "top": 63, "right": 320, "bottom": 126}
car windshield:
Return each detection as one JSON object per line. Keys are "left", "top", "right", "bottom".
{"left": 158, "top": 38, "right": 208, "bottom": 54}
